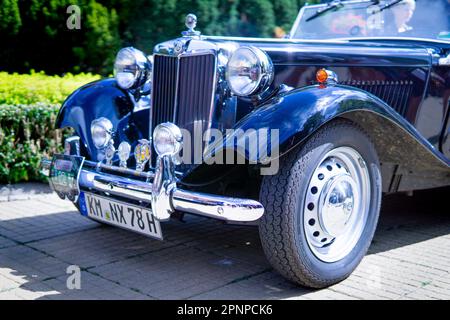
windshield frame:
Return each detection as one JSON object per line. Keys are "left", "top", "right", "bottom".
{"left": 288, "top": 0, "right": 450, "bottom": 42}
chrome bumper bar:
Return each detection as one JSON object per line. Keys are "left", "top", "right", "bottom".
{"left": 40, "top": 157, "right": 264, "bottom": 223}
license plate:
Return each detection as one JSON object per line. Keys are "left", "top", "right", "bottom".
{"left": 80, "top": 192, "right": 163, "bottom": 240}
{"left": 49, "top": 154, "right": 84, "bottom": 202}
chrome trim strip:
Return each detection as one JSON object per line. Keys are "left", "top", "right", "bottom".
{"left": 200, "top": 34, "right": 450, "bottom": 44}
{"left": 149, "top": 53, "right": 156, "bottom": 155}
{"left": 206, "top": 51, "right": 219, "bottom": 146}
{"left": 172, "top": 55, "right": 181, "bottom": 123}
{"left": 84, "top": 160, "right": 155, "bottom": 180}
{"left": 172, "top": 189, "right": 264, "bottom": 222}
{"left": 332, "top": 36, "right": 450, "bottom": 44}
{"left": 289, "top": 5, "right": 306, "bottom": 39}
{"left": 90, "top": 173, "right": 153, "bottom": 202}
{"left": 202, "top": 35, "right": 349, "bottom": 43}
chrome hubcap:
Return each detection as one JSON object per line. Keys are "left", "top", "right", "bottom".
{"left": 304, "top": 147, "right": 371, "bottom": 263}
{"left": 318, "top": 174, "right": 357, "bottom": 237}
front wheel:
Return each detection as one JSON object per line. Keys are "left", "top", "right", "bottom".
{"left": 259, "top": 120, "right": 382, "bottom": 288}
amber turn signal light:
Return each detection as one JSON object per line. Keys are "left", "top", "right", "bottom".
{"left": 316, "top": 69, "right": 329, "bottom": 83}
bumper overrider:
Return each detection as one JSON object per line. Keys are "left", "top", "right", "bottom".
{"left": 40, "top": 128, "right": 264, "bottom": 224}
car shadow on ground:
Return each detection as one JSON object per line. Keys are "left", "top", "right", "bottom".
{"left": 369, "top": 187, "right": 449, "bottom": 254}
{"left": 0, "top": 187, "right": 448, "bottom": 299}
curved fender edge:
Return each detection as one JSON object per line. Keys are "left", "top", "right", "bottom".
{"left": 56, "top": 78, "right": 134, "bottom": 160}
{"left": 201, "top": 85, "right": 450, "bottom": 190}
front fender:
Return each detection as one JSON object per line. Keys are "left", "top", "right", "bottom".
{"left": 57, "top": 78, "right": 134, "bottom": 160}
{"left": 204, "top": 84, "right": 449, "bottom": 166}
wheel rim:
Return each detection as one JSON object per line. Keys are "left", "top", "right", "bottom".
{"left": 303, "top": 146, "right": 371, "bottom": 263}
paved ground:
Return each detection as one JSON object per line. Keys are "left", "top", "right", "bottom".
{"left": 0, "top": 183, "right": 449, "bottom": 300}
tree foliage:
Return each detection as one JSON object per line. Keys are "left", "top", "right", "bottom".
{"left": 0, "top": 0, "right": 21, "bottom": 34}
{"left": 0, "top": 0, "right": 317, "bottom": 75}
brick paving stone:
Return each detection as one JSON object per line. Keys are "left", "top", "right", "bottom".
{"left": 0, "top": 198, "right": 97, "bottom": 243}
{"left": 90, "top": 244, "right": 268, "bottom": 299}
{"left": 0, "top": 235, "right": 16, "bottom": 249}
{"left": 0, "top": 245, "right": 69, "bottom": 292}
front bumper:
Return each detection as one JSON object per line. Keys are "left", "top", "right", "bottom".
{"left": 40, "top": 155, "right": 264, "bottom": 223}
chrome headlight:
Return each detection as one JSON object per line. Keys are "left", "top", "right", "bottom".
{"left": 153, "top": 123, "right": 183, "bottom": 157}
{"left": 114, "top": 47, "right": 151, "bottom": 90}
{"left": 91, "top": 118, "right": 113, "bottom": 149}
{"left": 226, "top": 46, "right": 274, "bottom": 96}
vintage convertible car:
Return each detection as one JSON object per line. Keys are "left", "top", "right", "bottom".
{"left": 41, "top": 0, "right": 450, "bottom": 288}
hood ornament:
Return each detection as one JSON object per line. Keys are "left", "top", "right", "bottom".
{"left": 182, "top": 13, "right": 201, "bottom": 37}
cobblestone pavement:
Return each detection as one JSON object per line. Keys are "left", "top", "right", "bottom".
{"left": 0, "top": 184, "right": 449, "bottom": 300}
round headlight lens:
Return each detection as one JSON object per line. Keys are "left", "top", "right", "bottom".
{"left": 226, "top": 46, "right": 274, "bottom": 96}
{"left": 114, "top": 47, "right": 151, "bottom": 90}
{"left": 153, "top": 123, "right": 183, "bottom": 156}
{"left": 91, "top": 117, "right": 113, "bottom": 149}
{"left": 116, "top": 72, "right": 136, "bottom": 90}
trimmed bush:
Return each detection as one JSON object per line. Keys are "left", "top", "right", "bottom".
{"left": 0, "top": 72, "right": 99, "bottom": 184}
{"left": 0, "top": 103, "right": 73, "bottom": 183}
{"left": 0, "top": 71, "right": 100, "bottom": 105}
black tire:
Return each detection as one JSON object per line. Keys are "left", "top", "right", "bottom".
{"left": 258, "top": 119, "right": 382, "bottom": 288}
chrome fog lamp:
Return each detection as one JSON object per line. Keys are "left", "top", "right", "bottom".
{"left": 91, "top": 117, "right": 113, "bottom": 149}
{"left": 226, "top": 46, "right": 274, "bottom": 96}
{"left": 114, "top": 47, "right": 151, "bottom": 90}
{"left": 153, "top": 123, "right": 183, "bottom": 157}
{"left": 118, "top": 142, "right": 131, "bottom": 168}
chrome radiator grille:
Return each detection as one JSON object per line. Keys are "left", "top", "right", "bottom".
{"left": 151, "top": 53, "right": 217, "bottom": 133}
{"left": 152, "top": 55, "right": 178, "bottom": 125}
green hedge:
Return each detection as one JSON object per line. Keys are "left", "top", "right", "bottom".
{"left": 0, "top": 71, "right": 100, "bottom": 105}
{"left": 0, "top": 72, "right": 100, "bottom": 184}
{"left": 0, "top": 103, "right": 73, "bottom": 183}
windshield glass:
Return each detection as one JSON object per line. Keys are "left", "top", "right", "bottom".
{"left": 290, "top": 0, "right": 450, "bottom": 41}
